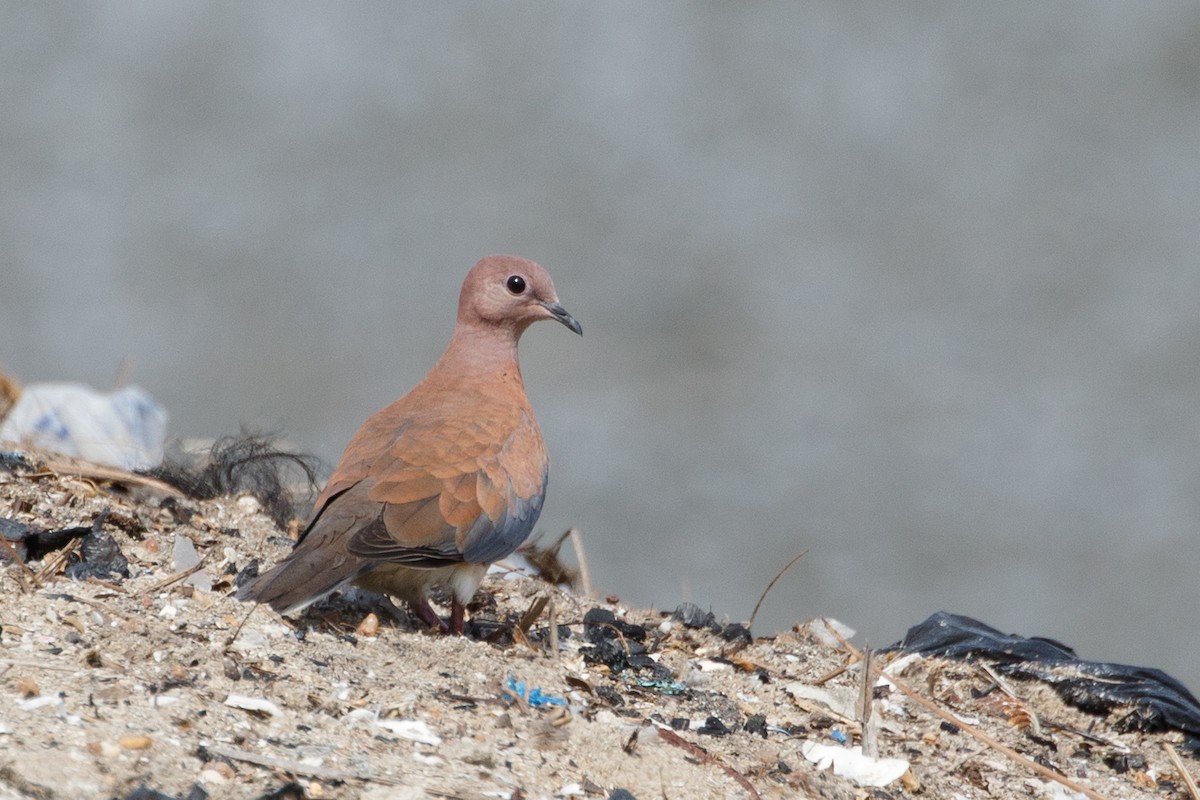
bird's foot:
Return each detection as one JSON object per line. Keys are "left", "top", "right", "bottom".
{"left": 412, "top": 597, "right": 450, "bottom": 633}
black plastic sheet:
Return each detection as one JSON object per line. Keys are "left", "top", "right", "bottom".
{"left": 891, "top": 611, "right": 1200, "bottom": 750}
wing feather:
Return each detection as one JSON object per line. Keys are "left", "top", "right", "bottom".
{"left": 316, "top": 395, "right": 548, "bottom": 569}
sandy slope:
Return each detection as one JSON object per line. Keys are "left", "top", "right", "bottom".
{"left": 0, "top": 453, "right": 1194, "bottom": 799}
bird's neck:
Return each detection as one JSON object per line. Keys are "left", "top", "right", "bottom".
{"left": 435, "top": 323, "right": 526, "bottom": 389}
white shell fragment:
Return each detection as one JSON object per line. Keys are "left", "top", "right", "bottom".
{"left": 344, "top": 708, "right": 442, "bottom": 745}
{"left": 373, "top": 718, "right": 443, "bottom": 746}
{"left": 224, "top": 694, "right": 283, "bottom": 717}
{"left": 785, "top": 682, "right": 858, "bottom": 719}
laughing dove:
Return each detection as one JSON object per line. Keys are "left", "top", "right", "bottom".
{"left": 239, "top": 255, "right": 581, "bottom": 633}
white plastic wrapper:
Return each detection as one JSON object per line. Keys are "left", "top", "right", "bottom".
{"left": 800, "top": 741, "right": 910, "bottom": 787}
{"left": 0, "top": 382, "right": 167, "bottom": 470}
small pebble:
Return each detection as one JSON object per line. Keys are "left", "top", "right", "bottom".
{"left": 120, "top": 735, "right": 153, "bottom": 750}
{"left": 88, "top": 740, "right": 122, "bottom": 758}
{"left": 356, "top": 613, "right": 381, "bottom": 637}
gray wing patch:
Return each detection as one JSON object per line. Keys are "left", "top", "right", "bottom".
{"left": 460, "top": 474, "right": 546, "bottom": 564}
{"left": 346, "top": 514, "right": 465, "bottom": 568}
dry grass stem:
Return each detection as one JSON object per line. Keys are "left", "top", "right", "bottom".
{"left": 142, "top": 560, "right": 207, "bottom": 594}
{"left": 748, "top": 548, "right": 807, "bottom": 631}
{"left": 568, "top": 528, "right": 592, "bottom": 597}
{"left": 33, "top": 538, "right": 81, "bottom": 587}
{"left": 1165, "top": 742, "right": 1200, "bottom": 800}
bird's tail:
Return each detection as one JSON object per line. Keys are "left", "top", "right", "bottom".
{"left": 237, "top": 541, "right": 371, "bottom": 615}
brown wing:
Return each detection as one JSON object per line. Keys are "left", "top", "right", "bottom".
{"left": 337, "top": 397, "right": 548, "bottom": 565}
{"left": 242, "top": 390, "right": 549, "bottom": 613}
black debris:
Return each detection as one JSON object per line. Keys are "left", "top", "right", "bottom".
{"left": 466, "top": 618, "right": 512, "bottom": 642}
{"left": 146, "top": 433, "right": 320, "bottom": 529}
{"left": 257, "top": 783, "right": 306, "bottom": 800}
{"left": 65, "top": 513, "right": 130, "bottom": 581}
{"left": 672, "top": 602, "right": 720, "bottom": 632}
{"left": 1103, "top": 752, "right": 1147, "bottom": 774}
{"left": 891, "top": 611, "right": 1200, "bottom": 751}
{"left": 580, "top": 608, "right": 673, "bottom": 680}
{"left": 744, "top": 713, "right": 768, "bottom": 737}
{"left": 123, "top": 788, "right": 177, "bottom": 800}
{"left": 594, "top": 684, "right": 624, "bottom": 707}
{"left": 0, "top": 517, "right": 93, "bottom": 563}
{"left": 0, "top": 517, "right": 32, "bottom": 561}
{"left": 608, "top": 790, "right": 638, "bottom": 800}
{"left": 721, "top": 622, "right": 752, "bottom": 644}
{"left": 584, "top": 607, "right": 648, "bottom": 643}
{"left": 182, "top": 784, "right": 210, "bottom": 800}
{"left": 0, "top": 451, "right": 31, "bottom": 469}
{"left": 234, "top": 559, "right": 260, "bottom": 589}
{"left": 0, "top": 517, "right": 30, "bottom": 542}
{"left": 581, "top": 637, "right": 636, "bottom": 674}
{"left": 697, "top": 715, "right": 732, "bottom": 736}
{"left": 530, "top": 624, "right": 573, "bottom": 644}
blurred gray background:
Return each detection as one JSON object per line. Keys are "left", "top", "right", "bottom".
{"left": 2, "top": 4, "right": 1198, "bottom": 689}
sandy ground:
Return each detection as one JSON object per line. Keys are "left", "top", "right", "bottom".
{"left": 0, "top": 450, "right": 1197, "bottom": 800}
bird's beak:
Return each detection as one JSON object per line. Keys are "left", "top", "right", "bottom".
{"left": 540, "top": 301, "right": 583, "bottom": 335}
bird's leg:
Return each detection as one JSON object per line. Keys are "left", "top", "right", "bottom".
{"left": 411, "top": 597, "right": 450, "bottom": 633}
{"left": 449, "top": 597, "right": 466, "bottom": 635}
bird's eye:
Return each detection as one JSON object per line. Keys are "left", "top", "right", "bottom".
{"left": 506, "top": 275, "right": 526, "bottom": 294}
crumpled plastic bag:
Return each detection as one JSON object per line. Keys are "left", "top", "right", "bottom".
{"left": 889, "top": 611, "right": 1200, "bottom": 750}
{"left": 0, "top": 382, "right": 167, "bottom": 470}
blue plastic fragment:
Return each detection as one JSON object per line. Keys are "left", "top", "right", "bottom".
{"left": 830, "top": 729, "right": 848, "bottom": 744}
{"left": 504, "top": 675, "right": 566, "bottom": 707}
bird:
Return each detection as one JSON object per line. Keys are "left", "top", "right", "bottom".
{"left": 238, "top": 255, "right": 581, "bottom": 633}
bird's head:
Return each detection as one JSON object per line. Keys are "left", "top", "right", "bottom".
{"left": 459, "top": 255, "right": 582, "bottom": 337}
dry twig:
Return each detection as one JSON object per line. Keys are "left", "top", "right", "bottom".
{"left": 40, "top": 456, "right": 185, "bottom": 498}
{"left": 224, "top": 603, "right": 260, "bottom": 650}
{"left": 859, "top": 646, "right": 877, "bottom": 757}
{"left": 33, "top": 538, "right": 81, "bottom": 587}
{"left": 646, "top": 722, "right": 761, "bottom": 800}
{"left": 142, "top": 560, "right": 207, "bottom": 595}
{"left": 547, "top": 594, "right": 560, "bottom": 660}
{"left": 206, "top": 744, "right": 403, "bottom": 786}
{"left": 514, "top": 595, "right": 550, "bottom": 644}
{"left": 748, "top": 549, "right": 806, "bottom": 631}
{"left": 1166, "top": 742, "right": 1200, "bottom": 800}
{"left": 568, "top": 528, "right": 592, "bottom": 597}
